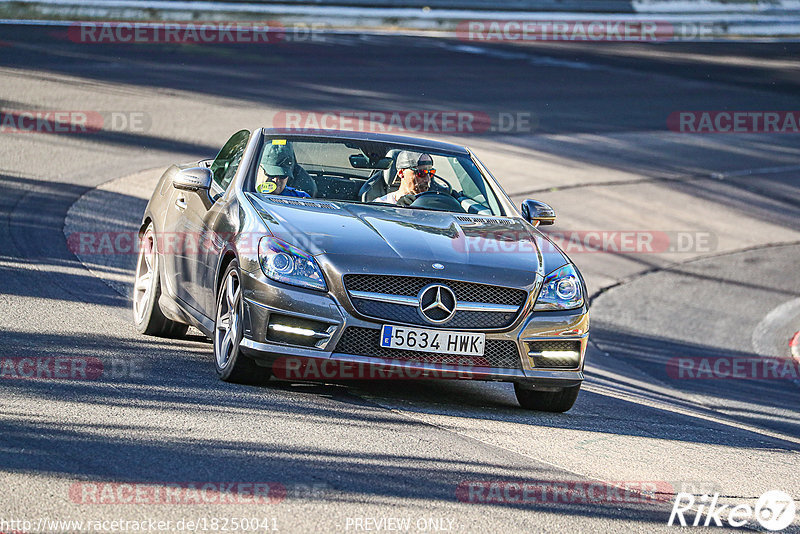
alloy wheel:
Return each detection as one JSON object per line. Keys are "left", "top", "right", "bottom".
{"left": 215, "top": 269, "right": 242, "bottom": 369}
{"left": 133, "top": 229, "right": 155, "bottom": 324}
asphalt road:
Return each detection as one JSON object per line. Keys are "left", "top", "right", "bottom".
{"left": 1, "top": 23, "right": 799, "bottom": 533}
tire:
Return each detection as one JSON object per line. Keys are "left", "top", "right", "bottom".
{"left": 213, "top": 259, "right": 270, "bottom": 385}
{"left": 132, "top": 223, "right": 189, "bottom": 338}
{"left": 514, "top": 383, "right": 581, "bottom": 413}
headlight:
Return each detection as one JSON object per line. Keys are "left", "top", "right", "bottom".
{"left": 534, "top": 264, "right": 584, "bottom": 311}
{"left": 258, "top": 236, "right": 327, "bottom": 292}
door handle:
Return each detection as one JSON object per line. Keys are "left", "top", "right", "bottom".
{"left": 175, "top": 196, "right": 187, "bottom": 211}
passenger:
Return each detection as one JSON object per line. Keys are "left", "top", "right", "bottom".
{"left": 375, "top": 151, "right": 434, "bottom": 206}
{"left": 256, "top": 145, "right": 310, "bottom": 198}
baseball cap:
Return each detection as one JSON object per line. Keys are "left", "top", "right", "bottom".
{"left": 260, "top": 144, "right": 294, "bottom": 177}
{"left": 396, "top": 151, "right": 433, "bottom": 170}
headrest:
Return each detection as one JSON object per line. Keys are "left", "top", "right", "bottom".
{"left": 382, "top": 149, "right": 402, "bottom": 187}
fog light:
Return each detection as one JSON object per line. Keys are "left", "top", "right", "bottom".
{"left": 266, "top": 315, "right": 336, "bottom": 348}
{"left": 538, "top": 350, "right": 579, "bottom": 360}
{"left": 269, "top": 323, "right": 317, "bottom": 337}
{"left": 527, "top": 340, "right": 581, "bottom": 368}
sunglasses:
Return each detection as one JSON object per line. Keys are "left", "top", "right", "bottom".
{"left": 412, "top": 167, "right": 435, "bottom": 177}
{"left": 268, "top": 175, "right": 289, "bottom": 180}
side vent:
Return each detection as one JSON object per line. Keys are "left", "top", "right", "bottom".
{"left": 267, "top": 197, "right": 340, "bottom": 210}
{"left": 455, "top": 215, "right": 514, "bottom": 226}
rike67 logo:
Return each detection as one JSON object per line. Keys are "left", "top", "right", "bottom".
{"left": 669, "top": 490, "right": 796, "bottom": 530}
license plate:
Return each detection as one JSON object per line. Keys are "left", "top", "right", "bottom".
{"left": 379, "top": 325, "right": 485, "bottom": 356}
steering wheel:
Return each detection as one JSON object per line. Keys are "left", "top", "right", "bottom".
{"left": 430, "top": 174, "right": 453, "bottom": 195}
{"left": 409, "top": 191, "right": 465, "bottom": 212}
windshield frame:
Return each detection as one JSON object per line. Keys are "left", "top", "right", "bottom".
{"left": 242, "top": 131, "right": 516, "bottom": 217}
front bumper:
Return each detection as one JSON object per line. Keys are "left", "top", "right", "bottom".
{"left": 238, "top": 269, "right": 588, "bottom": 388}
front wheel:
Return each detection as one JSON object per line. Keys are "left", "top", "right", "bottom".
{"left": 214, "top": 260, "right": 269, "bottom": 384}
{"left": 514, "top": 383, "right": 581, "bottom": 413}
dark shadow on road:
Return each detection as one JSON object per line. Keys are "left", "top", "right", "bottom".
{"left": 2, "top": 327, "right": 798, "bottom": 455}
{"left": 0, "top": 327, "right": 690, "bottom": 522}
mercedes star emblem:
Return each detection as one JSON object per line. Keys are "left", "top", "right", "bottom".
{"left": 418, "top": 284, "right": 457, "bottom": 324}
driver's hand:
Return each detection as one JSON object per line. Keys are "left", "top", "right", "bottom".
{"left": 397, "top": 194, "right": 417, "bottom": 207}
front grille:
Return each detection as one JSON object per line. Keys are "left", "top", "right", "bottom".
{"left": 351, "top": 299, "right": 516, "bottom": 329}
{"left": 344, "top": 275, "right": 526, "bottom": 306}
{"left": 527, "top": 340, "right": 581, "bottom": 369}
{"left": 343, "top": 275, "right": 527, "bottom": 329}
{"left": 333, "top": 327, "right": 522, "bottom": 369}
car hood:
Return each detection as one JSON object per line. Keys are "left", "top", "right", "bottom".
{"left": 246, "top": 194, "right": 569, "bottom": 286}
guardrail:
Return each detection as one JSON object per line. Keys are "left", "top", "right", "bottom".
{"left": 2, "top": 0, "right": 799, "bottom": 38}
{"left": 42, "top": 0, "right": 637, "bottom": 12}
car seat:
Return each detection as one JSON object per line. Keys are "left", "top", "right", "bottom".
{"left": 359, "top": 149, "right": 400, "bottom": 202}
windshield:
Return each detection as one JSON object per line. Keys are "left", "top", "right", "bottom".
{"left": 246, "top": 136, "right": 506, "bottom": 216}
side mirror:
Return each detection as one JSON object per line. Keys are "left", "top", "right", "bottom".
{"left": 521, "top": 199, "right": 555, "bottom": 226}
{"left": 173, "top": 167, "right": 212, "bottom": 192}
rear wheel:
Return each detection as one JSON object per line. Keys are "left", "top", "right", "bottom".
{"left": 132, "top": 223, "right": 188, "bottom": 337}
{"left": 514, "top": 383, "right": 581, "bottom": 413}
{"left": 214, "top": 260, "right": 270, "bottom": 384}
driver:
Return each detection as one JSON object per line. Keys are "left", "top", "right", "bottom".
{"left": 375, "top": 151, "right": 434, "bottom": 206}
{"left": 256, "top": 144, "right": 311, "bottom": 198}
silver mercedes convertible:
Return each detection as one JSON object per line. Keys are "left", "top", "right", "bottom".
{"left": 133, "top": 129, "right": 589, "bottom": 412}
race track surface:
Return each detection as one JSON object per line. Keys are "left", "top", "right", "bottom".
{"left": 1, "top": 23, "right": 799, "bottom": 533}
